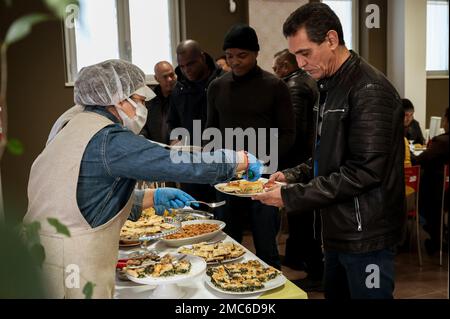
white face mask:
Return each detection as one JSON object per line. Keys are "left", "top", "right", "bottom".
{"left": 116, "top": 97, "right": 148, "bottom": 135}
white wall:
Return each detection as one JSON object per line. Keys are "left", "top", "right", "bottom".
{"left": 404, "top": 0, "right": 427, "bottom": 130}
{"left": 248, "top": 0, "right": 308, "bottom": 73}
{"left": 387, "top": 0, "right": 427, "bottom": 131}
{"left": 387, "top": 0, "right": 405, "bottom": 95}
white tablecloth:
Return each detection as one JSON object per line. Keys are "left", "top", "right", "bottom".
{"left": 115, "top": 231, "right": 292, "bottom": 299}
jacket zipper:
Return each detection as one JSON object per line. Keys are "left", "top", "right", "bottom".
{"left": 323, "top": 108, "right": 346, "bottom": 115}
{"left": 313, "top": 210, "right": 316, "bottom": 239}
{"left": 313, "top": 93, "right": 326, "bottom": 248}
{"left": 354, "top": 196, "right": 363, "bottom": 231}
{"left": 320, "top": 211, "right": 324, "bottom": 249}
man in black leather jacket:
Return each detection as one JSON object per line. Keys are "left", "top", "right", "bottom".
{"left": 273, "top": 49, "right": 318, "bottom": 168}
{"left": 253, "top": 3, "right": 405, "bottom": 299}
{"left": 273, "top": 49, "right": 323, "bottom": 287}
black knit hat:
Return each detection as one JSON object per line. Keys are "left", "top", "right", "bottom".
{"left": 222, "top": 24, "right": 260, "bottom": 52}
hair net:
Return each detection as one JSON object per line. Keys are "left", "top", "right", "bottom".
{"left": 74, "top": 59, "right": 153, "bottom": 106}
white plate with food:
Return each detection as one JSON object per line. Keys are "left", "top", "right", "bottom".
{"left": 119, "top": 239, "right": 141, "bottom": 247}
{"left": 204, "top": 260, "right": 286, "bottom": 295}
{"left": 214, "top": 178, "right": 284, "bottom": 197}
{"left": 159, "top": 219, "right": 226, "bottom": 247}
{"left": 178, "top": 240, "right": 245, "bottom": 265}
{"left": 172, "top": 208, "right": 214, "bottom": 221}
{"left": 125, "top": 253, "right": 206, "bottom": 285}
{"left": 120, "top": 215, "right": 181, "bottom": 242}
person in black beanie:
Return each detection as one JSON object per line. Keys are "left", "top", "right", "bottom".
{"left": 207, "top": 24, "right": 296, "bottom": 269}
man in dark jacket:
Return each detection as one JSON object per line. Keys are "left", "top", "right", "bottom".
{"left": 413, "top": 107, "right": 449, "bottom": 255}
{"left": 253, "top": 3, "right": 405, "bottom": 299}
{"left": 141, "top": 61, "right": 176, "bottom": 144}
{"left": 168, "top": 40, "right": 224, "bottom": 201}
{"left": 272, "top": 48, "right": 322, "bottom": 289}
{"left": 207, "top": 24, "right": 296, "bottom": 269}
{"left": 168, "top": 40, "right": 224, "bottom": 144}
{"left": 273, "top": 49, "right": 318, "bottom": 167}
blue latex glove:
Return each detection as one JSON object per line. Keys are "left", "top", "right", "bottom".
{"left": 153, "top": 188, "right": 198, "bottom": 215}
{"left": 243, "top": 152, "right": 263, "bottom": 182}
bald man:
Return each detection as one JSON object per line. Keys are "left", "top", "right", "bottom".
{"left": 167, "top": 40, "right": 224, "bottom": 142}
{"left": 141, "top": 61, "right": 176, "bottom": 144}
{"left": 167, "top": 40, "right": 224, "bottom": 202}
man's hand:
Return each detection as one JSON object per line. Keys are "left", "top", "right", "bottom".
{"left": 252, "top": 185, "right": 285, "bottom": 208}
{"left": 269, "top": 171, "right": 287, "bottom": 183}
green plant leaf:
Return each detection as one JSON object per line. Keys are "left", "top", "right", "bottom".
{"left": 82, "top": 282, "right": 95, "bottom": 299}
{"left": 29, "top": 243, "right": 46, "bottom": 267}
{"left": 44, "top": 0, "right": 79, "bottom": 19}
{"left": 22, "top": 221, "right": 41, "bottom": 247}
{"left": 5, "top": 13, "right": 50, "bottom": 45}
{"left": 6, "top": 138, "right": 24, "bottom": 155}
{"left": 47, "top": 218, "right": 71, "bottom": 237}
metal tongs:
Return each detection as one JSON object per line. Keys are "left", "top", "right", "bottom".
{"left": 186, "top": 200, "right": 226, "bottom": 209}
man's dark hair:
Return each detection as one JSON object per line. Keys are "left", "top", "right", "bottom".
{"left": 402, "top": 98, "right": 415, "bottom": 112}
{"left": 274, "top": 49, "right": 298, "bottom": 68}
{"left": 282, "top": 2, "right": 345, "bottom": 46}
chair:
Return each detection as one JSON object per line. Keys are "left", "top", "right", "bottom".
{"left": 440, "top": 165, "right": 449, "bottom": 266}
{"left": 404, "top": 165, "right": 422, "bottom": 266}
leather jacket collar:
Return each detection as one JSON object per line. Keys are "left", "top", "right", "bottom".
{"left": 317, "top": 50, "right": 357, "bottom": 93}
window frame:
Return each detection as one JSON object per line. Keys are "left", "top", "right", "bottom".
{"left": 63, "top": 0, "right": 181, "bottom": 86}
{"left": 426, "top": 0, "right": 449, "bottom": 77}
{"left": 321, "top": 0, "right": 359, "bottom": 52}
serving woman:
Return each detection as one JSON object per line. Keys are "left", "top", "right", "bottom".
{"left": 24, "top": 59, "right": 261, "bottom": 298}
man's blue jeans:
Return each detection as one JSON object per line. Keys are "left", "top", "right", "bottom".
{"left": 324, "top": 247, "right": 396, "bottom": 299}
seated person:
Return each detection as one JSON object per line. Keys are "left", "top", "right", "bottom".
{"left": 402, "top": 98, "right": 425, "bottom": 145}
{"left": 413, "top": 107, "right": 449, "bottom": 255}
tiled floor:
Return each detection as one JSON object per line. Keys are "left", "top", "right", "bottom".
{"left": 241, "top": 230, "right": 448, "bottom": 299}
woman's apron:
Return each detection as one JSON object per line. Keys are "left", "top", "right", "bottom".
{"left": 24, "top": 112, "right": 133, "bottom": 298}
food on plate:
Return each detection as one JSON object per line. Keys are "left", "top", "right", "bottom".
{"left": 206, "top": 260, "right": 281, "bottom": 292}
{"left": 178, "top": 241, "right": 245, "bottom": 263}
{"left": 218, "top": 180, "right": 265, "bottom": 194}
{"left": 124, "top": 251, "right": 160, "bottom": 267}
{"left": 119, "top": 239, "right": 140, "bottom": 246}
{"left": 125, "top": 254, "right": 191, "bottom": 278}
{"left": 120, "top": 214, "right": 177, "bottom": 241}
{"left": 141, "top": 207, "right": 156, "bottom": 217}
{"left": 164, "top": 223, "right": 220, "bottom": 240}
{"left": 263, "top": 180, "right": 277, "bottom": 189}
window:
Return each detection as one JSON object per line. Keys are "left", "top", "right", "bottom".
{"left": 322, "top": 0, "right": 357, "bottom": 50}
{"left": 426, "top": 0, "right": 449, "bottom": 74}
{"left": 64, "top": 0, "right": 180, "bottom": 85}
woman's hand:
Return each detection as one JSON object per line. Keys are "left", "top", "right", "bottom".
{"left": 152, "top": 188, "right": 197, "bottom": 215}
{"left": 241, "top": 152, "right": 263, "bottom": 182}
